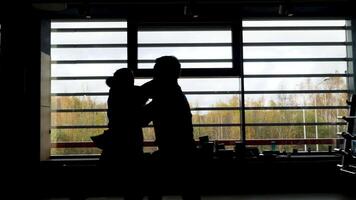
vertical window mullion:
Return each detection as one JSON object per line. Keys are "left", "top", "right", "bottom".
{"left": 232, "top": 19, "right": 246, "bottom": 144}
{"left": 127, "top": 19, "right": 138, "bottom": 72}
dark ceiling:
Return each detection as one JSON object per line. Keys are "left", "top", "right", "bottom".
{"left": 1, "top": 0, "right": 354, "bottom": 21}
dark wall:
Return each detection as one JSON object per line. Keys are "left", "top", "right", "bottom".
{"left": 1, "top": 4, "right": 42, "bottom": 189}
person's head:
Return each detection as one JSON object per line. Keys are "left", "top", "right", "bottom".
{"left": 106, "top": 68, "right": 134, "bottom": 88}
{"left": 153, "top": 56, "right": 181, "bottom": 82}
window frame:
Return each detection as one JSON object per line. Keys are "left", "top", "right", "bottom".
{"left": 241, "top": 18, "right": 350, "bottom": 151}
{"left": 130, "top": 20, "right": 242, "bottom": 78}
{"left": 47, "top": 18, "right": 352, "bottom": 157}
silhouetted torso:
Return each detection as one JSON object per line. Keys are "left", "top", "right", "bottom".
{"left": 101, "top": 85, "right": 146, "bottom": 162}
{"left": 143, "top": 80, "right": 196, "bottom": 159}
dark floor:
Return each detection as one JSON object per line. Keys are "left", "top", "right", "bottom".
{"left": 43, "top": 194, "right": 355, "bottom": 200}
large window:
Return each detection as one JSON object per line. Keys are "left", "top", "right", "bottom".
{"left": 137, "top": 26, "right": 233, "bottom": 69}
{"left": 49, "top": 19, "right": 350, "bottom": 156}
{"left": 51, "top": 20, "right": 128, "bottom": 155}
{"left": 50, "top": 21, "right": 239, "bottom": 156}
{"left": 243, "top": 19, "right": 350, "bottom": 152}
{"left": 137, "top": 25, "right": 239, "bottom": 151}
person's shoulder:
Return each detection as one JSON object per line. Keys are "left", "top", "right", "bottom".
{"left": 137, "top": 80, "right": 155, "bottom": 97}
{"left": 175, "top": 84, "right": 184, "bottom": 94}
{"left": 133, "top": 85, "right": 149, "bottom": 102}
{"left": 176, "top": 84, "right": 183, "bottom": 90}
{"left": 140, "top": 80, "right": 155, "bottom": 90}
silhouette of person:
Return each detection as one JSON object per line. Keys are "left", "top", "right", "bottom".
{"left": 91, "top": 68, "right": 147, "bottom": 200}
{"left": 142, "top": 56, "right": 200, "bottom": 200}
{"left": 99, "top": 68, "right": 147, "bottom": 162}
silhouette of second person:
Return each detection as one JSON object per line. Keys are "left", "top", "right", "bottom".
{"left": 142, "top": 56, "right": 200, "bottom": 200}
{"left": 142, "top": 56, "right": 196, "bottom": 159}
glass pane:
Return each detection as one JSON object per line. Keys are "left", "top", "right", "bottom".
{"left": 137, "top": 78, "right": 240, "bottom": 108}
{"left": 244, "top": 46, "right": 346, "bottom": 59}
{"left": 244, "top": 93, "right": 348, "bottom": 107}
{"left": 138, "top": 47, "right": 232, "bottom": 60}
{"left": 246, "top": 126, "right": 346, "bottom": 141}
{"left": 143, "top": 147, "right": 159, "bottom": 153}
{"left": 137, "top": 28, "right": 233, "bottom": 70}
{"left": 244, "top": 77, "right": 347, "bottom": 91}
{"left": 192, "top": 110, "right": 240, "bottom": 123}
{"left": 134, "top": 78, "right": 152, "bottom": 86}
{"left": 51, "top": 64, "right": 126, "bottom": 77}
{"left": 52, "top": 112, "right": 107, "bottom": 126}
{"left": 143, "top": 127, "right": 156, "bottom": 141}
{"left": 247, "top": 126, "right": 304, "bottom": 140}
{"left": 51, "top": 32, "right": 127, "bottom": 44}
{"left": 51, "top": 96, "right": 108, "bottom": 109}
{"left": 50, "top": 94, "right": 241, "bottom": 111}
{"left": 243, "top": 30, "right": 346, "bottom": 42}
{"left": 50, "top": 21, "right": 128, "bottom": 156}
{"left": 247, "top": 144, "right": 337, "bottom": 154}
{"left": 51, "top": 48, "right": 127, "bottom": 61}
{"left": 245, "top": 109, "right": 348, "bottom": 124}
{"left": 138, "top": 30, "right": 231, "bottom": 43}
{"left": 138, "top": 62, "right": 232, "bottom": 69}
{"left": 186, "top": 95, "right": 240, "bottom": 108}
{"left": 51, "top": 80, "right": 108, "bottom": 93}
{"left": 146, "top": 127, "right": 241, "bottom": 141}
{"left": 195, "top": 127, "right": 240, "bottom": 141}
{"left": 51, "top": 148, "right": 102, "bottom": 156}
{"left": 241, "top": 19, "right": 348, "bottom": 151}
{"left": 51, "top": 21, "right": 127, "bottom": 28}
{"left": 243, "top": 20, "right": 346, "bottom": 27}
{"left": 244, "top": 62, "right": 347, "bottom": 75}
{"left": 51, "top": 128, "right": 106, "bottom": 142}
{"left": 136, "top": 78, "right": 240, "bottom": 91}
{"left": 178, "top": 78, "right": 240, "bottom": 91}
